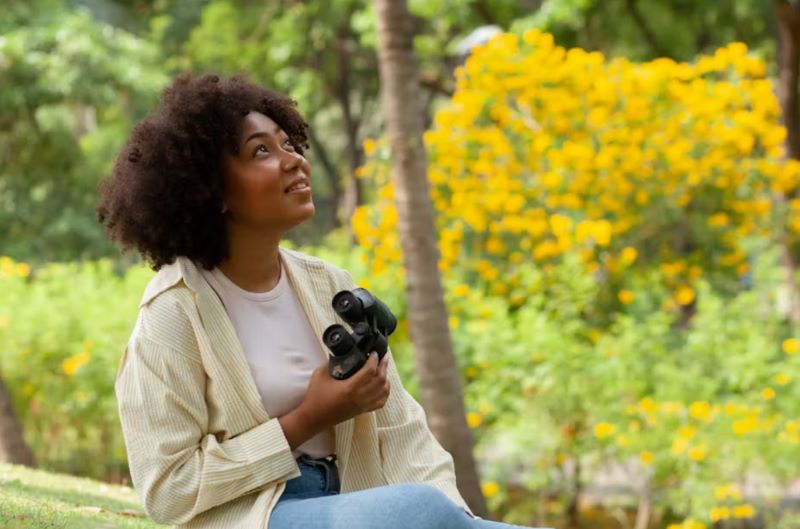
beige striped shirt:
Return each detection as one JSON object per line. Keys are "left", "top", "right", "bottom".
{"left": 115, "top": 247, "right": 469, "bottom": 528}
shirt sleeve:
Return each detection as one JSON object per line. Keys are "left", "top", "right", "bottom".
{"left": 115, "top": 331, "right": 299, "bottom": 526}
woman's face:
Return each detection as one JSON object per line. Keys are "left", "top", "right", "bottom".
{"left": 221, "top": 111, "right": 314, "bottom": 233}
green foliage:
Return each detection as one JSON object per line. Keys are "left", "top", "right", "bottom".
{"left": 3, "top": 235, "right": 800, "bottom": 525}
{"left": 0, "top": 0, "right": 780, "bottom": 264}
{"left": 0, "top": 258, "right": 152, "bottom": 480}
{"left": 316, "top": 236, "right": 800, "bottom": 526}
{"left": 513, "top": 0, "right": 774, "bottom": 65}
{"left": 0, "top": 0, "right": 168, "bottom": 263}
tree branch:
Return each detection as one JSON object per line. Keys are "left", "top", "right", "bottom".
{"left": 624, "top": 0, "right": 669, "bottom": 58}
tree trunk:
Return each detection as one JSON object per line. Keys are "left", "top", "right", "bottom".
{"left": 633, "top": 488, "right": 651, "bottom": 529}
{"left": 775, "top": 1, "right": 800, "bottom": 325}
{"left": 373, "top": 0, "right": 488, "bottom": 517}
{"left": 566, "top": 457, "right": 581, "bottom": 528}
{"left": 0, "top": 373, "right": 36, "bottom": 467}
{"left": 334, "top": 32, "right": 365, "bottom": 229}
{"left": 776, "top": 1, "right": 800, "bottom": 160}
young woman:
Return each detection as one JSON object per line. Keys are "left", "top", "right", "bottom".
{"left": 98, "top": 73, "right": 542, "bottom": 529}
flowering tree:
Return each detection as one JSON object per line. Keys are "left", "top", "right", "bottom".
{"left": 352, "top": 29, "right": 800, "bottom": 527}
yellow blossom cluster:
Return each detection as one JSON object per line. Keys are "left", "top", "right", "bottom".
{"left": 610, "top": 395, "right": 799, "bottom": 475}
{"left": 0, "top": 256, "right": 31, "bottom": 278}
{"left": 710, "top": 504, "right": 756, "bottom": 521}
{"left": 62, "top": 351, "right": 91, "bottom": 375}
{"left": 352, "top": 30, "right": 791, "bottom": 312}
{"left": 62, "top": 340, "right": 94, "bottom": 376}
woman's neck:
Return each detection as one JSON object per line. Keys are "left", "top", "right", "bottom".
{"left": 217, "top": 227, "right": 283, "bottom": 293}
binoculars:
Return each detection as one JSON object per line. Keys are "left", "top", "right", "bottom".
{"left": 322, "top": 288, "right": 398, "bottom": 380}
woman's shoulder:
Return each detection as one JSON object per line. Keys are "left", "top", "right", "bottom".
{"left": 134, "top": 266, "right": 199, "bottom": 358}
{"left": 279, "top": 247, "right": 355, "bottom": 288}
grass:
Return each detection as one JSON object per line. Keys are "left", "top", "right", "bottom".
{"left": 0, "top": 463, "right": 165, "bottom": 529}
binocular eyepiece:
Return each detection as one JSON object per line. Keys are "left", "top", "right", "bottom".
{"left": 323, "top": 288, "right": 397, "bottom": 380}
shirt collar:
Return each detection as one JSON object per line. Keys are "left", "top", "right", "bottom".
{"left": 137, "top": 247, "right": 317, "bottom": 308}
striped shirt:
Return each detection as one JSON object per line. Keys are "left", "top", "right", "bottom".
{"left": 115, "top": 247, "right": 469, "bottom": 528}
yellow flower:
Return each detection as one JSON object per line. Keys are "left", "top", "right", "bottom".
{"left": 363, "top": 138, "right": 377, "bottom": 156}
{"left": 0, "top": 256, "right": 13, "bottom": 272}
{"left": 688, "top": 445, "right": 707, "bottom": 461}
{"left": 671, "top": 437, "right": 688, "bottom": 455}
{"left": 775, "top": 373, "right": 791, "bottom": 385}
{"left": 762, "top": 387, "right": 776, "bottom": 400}
{"left": 733, "top": 416, "right": 759, "bottom": 435}
{"left": 714, "top": 483, "right": 743, "bottom": 501}
{"left": 678, "top": 426, "right": 696, "bottom": 439}
{"left": 594, "top": 422, "right": 616, "bottom": 439}
{"left": 490, "top": 282, "right": 508, "bottom": 295}
{"left": 592, "top": 220, "right": 613, "bottom": 246}
{"left": 639, "top": 450, "right": 654, "bottom": 465}
{"left": 541, "top": 171, "right": 562, "bottom": 189}
{"left": 620, "top": 246, "right": 638, "bottom": 265}
{"left": 689, "top": 401, "right": 712, "bottom": 422}
{"left": 485, "top": 237, "right": 505, "bottom": 254}
{"left": 453, "top": 284, "right": 470, "bottom": 297}
{"left": 675, "top": 286, "right": 696, "bottom": 306}
{"left": 783, "top": 338, "right": 800, "bottom": 355}
{"left": 638, "top": 397, "right": 657, "bottom": 413}
{"left": 707, "top": 213, "right": 729, "bottom": 227}
{"left": 732, "top": 504, "right": 755, "bottom": 519}
{"left": 0, "top": 315, "right": 8, "bottom": 327}
{"left": 467, "top": 412, "right": 483, "bottom": 428}
{"left": 618, "top": 290, "right": 635, "bottom": 304}
{"left": 549, "top": 214, "right": 573, "bottom": 237}
{"left": 15, "top": 263, "right": 30, "bottom": 278}
{"left": 62, "top": 351, "right": 91, "bottom": 376}
{"left": 710, "top": 507, "right": 730, "bottom": 521}
{"left": 481, "top": 481, "right": 500, "bottom": 498}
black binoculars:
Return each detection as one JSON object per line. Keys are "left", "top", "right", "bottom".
{"left": 322, "top": 288, "right": 398, "bottom": 380}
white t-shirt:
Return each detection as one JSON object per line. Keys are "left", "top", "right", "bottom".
{"left": 199, "top": 260, "right": 335, "bottom": 459}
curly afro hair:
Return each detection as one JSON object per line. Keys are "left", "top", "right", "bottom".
{"left": 96, "top": 72, "right": 309, "bottom": 271}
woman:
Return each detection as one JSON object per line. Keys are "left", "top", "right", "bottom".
{"left": 98, "top": 73, "right": 542, "bottom": 529}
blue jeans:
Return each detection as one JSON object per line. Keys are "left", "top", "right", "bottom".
{"left": 269, "top": 455, "right": 549, "bottom": 529}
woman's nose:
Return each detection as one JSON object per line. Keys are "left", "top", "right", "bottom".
{"left": 280, "top": 150, "right": 304, "bottom": 172}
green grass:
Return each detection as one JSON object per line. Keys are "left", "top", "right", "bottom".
{"left": 0, "top": 463, "right": 165, "bottom": 529}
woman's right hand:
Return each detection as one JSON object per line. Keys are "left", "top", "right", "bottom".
{"left": 300, "top": 353, "right": 390, "bottom": 433}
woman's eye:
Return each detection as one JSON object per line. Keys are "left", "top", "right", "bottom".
{"left": 254, "top": 145, "right": 269, "bottom": 156}
{"left": 283, "top": 139, "right": 295, "bottom": 151}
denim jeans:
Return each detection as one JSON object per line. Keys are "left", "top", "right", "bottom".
{"left": 268, "top": 455, "right": 550, "bottom": 529}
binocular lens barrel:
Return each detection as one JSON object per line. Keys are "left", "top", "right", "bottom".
{"left": 323, "top": 324, "right": 357, "bottom": 357}
{"left": 333, "top": 291, "right": 364, "bottom": 323}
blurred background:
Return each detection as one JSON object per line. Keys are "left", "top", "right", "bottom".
{"left": 1, "top": 1, "right": 799, "bottom": 528}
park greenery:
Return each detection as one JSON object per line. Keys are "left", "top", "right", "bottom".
{"left": 2, "top": 1, "right": 798, "bottom": 528}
